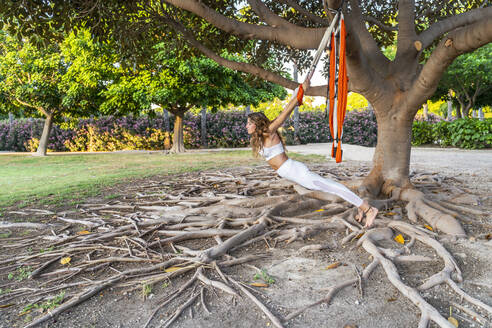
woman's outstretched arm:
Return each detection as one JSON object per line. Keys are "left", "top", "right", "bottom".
{"left": 269, "top": 80, "right": 310, "bottom": 133}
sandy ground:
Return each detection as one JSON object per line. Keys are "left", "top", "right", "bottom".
{"left": 1, "top": 145, "right": 491, "bottom": 328}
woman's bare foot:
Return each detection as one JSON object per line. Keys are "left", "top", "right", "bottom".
{"left": 364, "top": 207, "right": 378, "bottom": 228}
{"left": 355, "top": 207, "right": 365, "bottom": 222}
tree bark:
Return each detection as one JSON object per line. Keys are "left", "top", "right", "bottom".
{"left": 456, "top": 99, "right": 463, "bottom": 119}
{"left": 447, "top": 100, "right": 453, "bottom": 121}
{"left": 170, "top": 110, "right": 186, "bottom": 153}
{"left": 163, "top": 109, "right": 170, "bottom": 132}
{"left": 35, "top": 111, "right": 54, "bottom": 156}
{"left": 363, "top": 110, "right": 413, "bottom": 196}
{"left": 293, "top": 63, "right": 300, "bottom": 145}
{"left": 462, "top": 103, "right": 472, "bottom": 118}
{"left": 201, "top": 107, "right": 207, "bottom": 148}
{"left": 422, "top": 103, "right": 428, "bottom": 120}
{"left": 478, "top": 107, "right": 484, "bottom": 121}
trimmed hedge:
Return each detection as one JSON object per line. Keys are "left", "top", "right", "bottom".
{"left": 412, "top": 118, "right": 491, "bottom": 149}
{"left": 1, "top": 111, "right": 489, "bottom": 152}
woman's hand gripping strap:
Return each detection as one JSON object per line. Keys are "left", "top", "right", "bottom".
{"left": 292, "top": 84, "right": 304, "bottom": 106}
{"left": 296, "top": 84, "right": 304, "bottom": 105}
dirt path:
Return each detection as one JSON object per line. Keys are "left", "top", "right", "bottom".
{"left": 1, "top": 152, "right": 491, "bottom": 328}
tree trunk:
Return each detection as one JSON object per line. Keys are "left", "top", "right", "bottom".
{"left": 422, "top": 103, "right": 429, "bottom": 120}
{"left": 478, "top": 107, "right": 484, "bottom": 121}
{"left": 363, "top": 111, "right": 413, "bottom": 196}
{"left": 201, "top": 107, "right": 208, "bottom": 148}
{"left": 163, "top": 109, "right": 170, "bottom": 132}
{"left": 447, "top": 100, "right": 453, "bottom": 121}
{"left": 293, "top": 63, "right": 300, "bottom": 144}
{"left": 245, "top": 105, "right": 250, "bottom": 116}
{"left": 456, "top": 104, "right": 463, "bottom": 119}
{"left": 170, "top": 111, "right": 185, "bottom": 153}
{"left": 462, "top": 103, "right": 472, "bottom": 118}
{"left": 9, "top": 113, "right": 14, "bottom": 125}
{"left": 35, "top": 112, "right": 54, "bottom": 156}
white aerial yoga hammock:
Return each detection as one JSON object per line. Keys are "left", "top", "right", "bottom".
{"left": 295, "top": 4, "right": 348, "bottom": 163}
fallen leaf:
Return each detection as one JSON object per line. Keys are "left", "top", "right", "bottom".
{"left": 165, "top": 266, "right": 183, "bottom": 273}
{"left": 424, "top": 224, "right": 433, "bottom": 231}
{"left": 355, "top": 232, "right": 365, "bottom": 239}
{"left": 448, "top": 316, "right": 459, "bottom": 327}
{"left": 315, "top": 209, "right": 324, "bottom": 212}
{"left": 386, "top": 297, "right": 397, "bottom": 302}
{"left": 325, "top": 262, "right": 341, "bottom": 270}
{"left": 394, "top": 234, "right": 405, "bottom": 244}
{"left": 386, "top": 212, "right": 397, "bottom": 216}
{"left": 60, "top": 257, "right": 71, "bottom": 265}
{"left": 0, "top": 303, "right": 15, "bottom": 308}
{"left": 77, "top": 230, "right": 90, "bottom": 235}
{"left": 250, "top": 282, "right": 269, "bottom": 287}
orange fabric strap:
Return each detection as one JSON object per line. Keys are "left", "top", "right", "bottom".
{"left": 327, "top": 15, "right": 348, "bottom": 163}
{"left": 335, "top": 18, "right": 347, "bottom": 163}
{"left": 296, "top": 84, "right": 304, "bottom": 105}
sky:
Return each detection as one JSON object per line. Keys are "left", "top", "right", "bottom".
{"left": 286, "top": 54, "right": 329, "bottom": 106}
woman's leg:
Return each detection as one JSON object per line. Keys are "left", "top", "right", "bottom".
{"left": 277, "top": 159, "right": 378, "bottom": 227}
{"left": 277, "top": 159, "right": 362, "bottom": 206}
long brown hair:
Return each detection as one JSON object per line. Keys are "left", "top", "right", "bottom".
{"left": 247, "top": 112, "right": 285, "bottom": 158}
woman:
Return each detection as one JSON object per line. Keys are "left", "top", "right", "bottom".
{"left": 246, "top": 81, "right": 378, "bottom": 227}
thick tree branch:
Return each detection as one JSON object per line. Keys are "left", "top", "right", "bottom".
{"left": 363, "top": 15, "right": 397, "bottom": 32}
{"left": 420, "top": 6, "right": 492, "bottom": 49}
{"left": 163, "top": 0, "right": 326, "bottom": 49}
{"left": 396, "top": 0, "right": 417, "bottom": 58}
{"left": 345, "top": 0, "right": 390, "bottom": 77}
{"left": 162, "top": 16, "right": 327, "bottom": 96}
{"left": 406, "top": 18, "right": 492, "bottom": 114}
{"left": 13, "top": 97, "right": 50, "bottom": 117}
{"left": 247, "top": 0, "right": 290, "bottom": 28}
{"left": 277, "top": 0, "right": 327, "bottom": 25}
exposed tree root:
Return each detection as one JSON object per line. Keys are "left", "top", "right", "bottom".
{"left": 0, "top": 166, "right": 490, "bottom": 328}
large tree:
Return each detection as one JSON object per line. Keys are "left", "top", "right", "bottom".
{"left": 0, "top": 29, "right": 115, "bottom": 155}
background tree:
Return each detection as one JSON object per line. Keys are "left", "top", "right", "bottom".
{"left": 432, "top": 44, "right": 492, "bottom": 118}
{"left": 0, "top": 29, "right": 115, "bottom": 155}
{"left": 102, "top": 47, "right": 286, "bottom": 152}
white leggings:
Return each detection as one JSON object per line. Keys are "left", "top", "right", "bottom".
{"left": 276, "top": 159, "right": 363, "bottom": 207}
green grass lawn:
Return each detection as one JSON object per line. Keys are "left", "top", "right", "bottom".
{"left": 0, "top": 150, "right": 325, "bottom": 209}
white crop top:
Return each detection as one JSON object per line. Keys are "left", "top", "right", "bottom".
{"left": 259, "top": 143, "right": 285, "bottom": 161}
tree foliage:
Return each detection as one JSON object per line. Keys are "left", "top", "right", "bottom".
{"left": 433, "top": 43, "right": 492, "bottom": 117}
{"left": 0, "top": 29, "right": 115, "bottom": 120}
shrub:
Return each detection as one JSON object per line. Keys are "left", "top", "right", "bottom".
{"left": 445, "top": 118, "right": 491, "bottom": 149}
{"left": 432, "top": 121, "right": 452, "bottom": 147}
{"left": 341, "top": 109, "right": 378, "bottom": 147}
{"left": 412, "top": 121, "right": 435, "bottom": 146}
{"left": 280, "top": 109, "right": 378, "bottom": 147}
{"left": 3, "top": 111, "right": 486, "bottom": 152}
{"left": 414, "top": 112, "right": 442, "bottom": 123}
{"left": 64, "top": 124, "right": 171, "bottom": 151}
